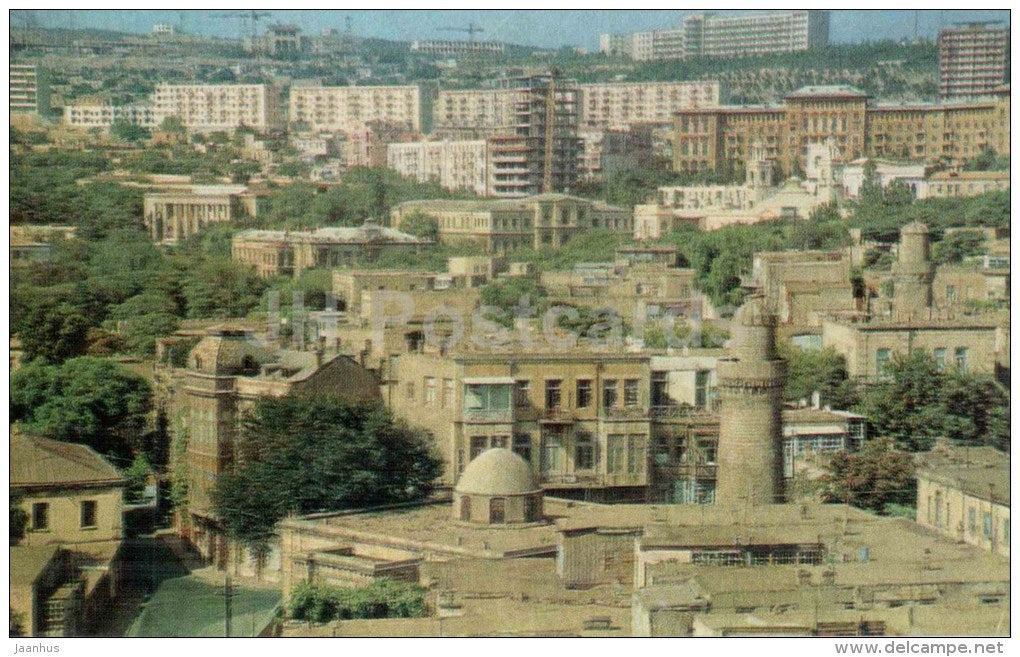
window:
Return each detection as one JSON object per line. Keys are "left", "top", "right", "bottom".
{"left": 490, "top": 435, "right": 508, "bottom": 449}
{"left": 541, "top": 434, "right": 562, "bottom": 473}
{"left": 983, "top": 512, "right": 992, "bottom": 538}
{"left": 602, "top": 379, "right": 618, "bottom": 409}
{"left": 513, "top": 434, "right": 532, "bottom": 462}
{"left": 31, "top": 502, "right": 49, "bottom": 531}
{"left": 934, "top": 348, "right": 947, "bottom": 371}
{"left": 695, "top": 370, "right": 710, "bottom": 409}
{"left": 442, "top": 378, "right": 454, "bottom": 408}
{"left": 464, "top": 384, "right": 511, "bottom": 412}
{"left": 607, "top": 434, "right": 626, "bottom": 474}
{"left": 576, "top": 379, "right": 592, "bottom": 408}
{"left": 946, "top": 285, "right": 956, "bottom": 303}
{"left": 424, "top": 377, "right": 437, "bottom": 406}
{"left": 955, "top": 347, "right": 968, "bottom": 373}
{"left": 875, "top": 348, "right": 891, "bottom": 375}
{"left": 575, "top": 432, "right": 594, "bottom": 470}
{"left": 460, "top": 496, "right": 471, "bottom": 522}
{"left": 489, "top": 497, "right": 506, "bottom": 524}
{"left": 515, "top": 379, "right": 530, "bottom": 407}
{"left": 627, "top": 434, "right": 646, "bottom": 475}
{"left": 406, "top": 381, "right": 415, "bottom": 401}
{"left": 545, "top": 380, "right": 562, "bottom": 410}
{"left": 968, "top": 507, "right": 977, "bottom": 533}
{"left": 80, "top": 500, "right": 97, "bottom": 529}
{"left": 470, "top": 436, "right": 488, "bottom": 461}
{"left": 624, "top": 379, "right": 639, "bottom": 407}
{"left": 651, "top": 371, "right": 669, "bottom": 407}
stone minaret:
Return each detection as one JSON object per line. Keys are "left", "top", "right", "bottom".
{"left": 892, "top": 221, "right": 933, "bottom": 319}
{"left": 746, "top": 140, "right": 775, "bottom": 202}
{"left": 715, "top": 294, "right": 786, "bottom": 507}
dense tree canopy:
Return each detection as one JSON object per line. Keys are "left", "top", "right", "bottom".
{"left": 213, "top": 398, "right": 442, "bottom": 554}
{"left": 821, "top": 437, "right": 915, "bottom": 514}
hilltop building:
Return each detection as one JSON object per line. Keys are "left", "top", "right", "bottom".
{"left": 152, "top": 84, "right": 282, "bottom": 133}
{"left": 143, "top": 186, "right": 263, "bottom": 244}
{"left": 938, "top": 23, "right": 1010, "bottom": 100}
{"left": 288, "top": 85, "right": 421, "bottom": 132}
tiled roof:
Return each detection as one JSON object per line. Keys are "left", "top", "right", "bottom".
{"left": 10, "top": 430, "right": 125, "bottom": 489}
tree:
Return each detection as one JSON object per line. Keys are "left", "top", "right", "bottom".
{"left": 110, "top": 120, "right": 151, "bottom": 143}
{"left": 213, "top": 399, "right": 442, "bottom": 557}
{"left": 124, "top": 453, "right": 153, "bottom": 504}
{"left": 781, "top": 345, "right": 858, "bottom": 409}
{"left": 10, "top": 491, "right": 28, "bottom": 544}
{"left": 932, "top": 230, "right": 986, "bottom": 265}
{"left": 17, "top": 299, "right": 90, "bottom": 364}
{"left": 479, "top": 277, "right": 549, "bottom": 328}
{"left": 398, "top": 211, "right": 440, "bottom": 241}
{"left": 821, "top": 437, "right": 915, "bottom": 513}
{"left": 10, "top": 357, "right": 153, "bottom": 460}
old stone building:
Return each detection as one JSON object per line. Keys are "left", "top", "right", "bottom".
{"left": 390, "top": 194, "right": 632, "bottom": 254}
{"left": 143, "top": 186, "right": 262, "bottom": 244}
{"left": 162, "top": 327, "right": 381, "bottom": 569}
{"left": 452, "top": 448, "right": 544, "bottom": 525}
{"left": 231, "top": 220, "right": 430, "bottom": 278}
{"left": 752, "top": 250, "right": 858, "bottom": 330}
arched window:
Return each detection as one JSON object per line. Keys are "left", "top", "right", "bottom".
{"left": 489, "top": 497, "right": 506, "bottom": 524}
{"left": 460, "top": 496, "right": 471, "bottom": 522}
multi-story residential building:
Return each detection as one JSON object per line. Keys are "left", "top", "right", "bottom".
{"left": 385, "top": 348, "right": 653, "bottom": 499}
{"left": 916, "top": 170, "right": 1010, "bottom": 199}
{"left": 163, "top": 328, "right": 382, "bottom": 568}
{"left": 10, "top": 63, "right": 49, "bottom": 116}
{"left": 600, "top": 10, "right": 828, "bottom": 61}
{"left": 390, "top": 194, "right": 632, "bottom": 254}
{"left": 578, "top": 81, "right": 722, "bottom": 130}
{"left": 152, "top": 84, "right": 281, "bottom": 133}
{"left": 143, "top": 186, "right": 263, "bottom": 244}
{"left": 288, "top": 85, "right": 421, "bottom": 132}
{"left": 915, "top": 442, "right": 1009, "bottom": 558}
{"left": 63, "top": 101, "right": 156, "bottom": 129}
{"left": 509, "top": 73, "right": 581, "bottom": 196}
{"left": 387, "top": 139, "right": 488, "bottom": 195}
{"left": 938, "top": 23, "right": 1010, "bottom": 100}
{"left": 431, "top": 88, "right": 521, "bottom": 138}
{"left": 340, "top": 121, "right": 423, "bottom": 168}
{"left": 673, "top": 85, "right": 1010, "bottom": 177}
{"left": 231, "top": 221, "right": 430, "bottom": 278}
{"left": 410, "top": 40, "right": 506, "bottom": 57}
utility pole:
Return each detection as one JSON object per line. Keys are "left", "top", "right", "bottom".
{"left": 222, "top": 574, "right": 235, "bottom": 637}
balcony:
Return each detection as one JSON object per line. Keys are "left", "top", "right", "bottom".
{"left": 540, "top": 408, "right": 575, "bottom": 423}
{"left": 461, "top": 408, "right": 514, "bottom": 423}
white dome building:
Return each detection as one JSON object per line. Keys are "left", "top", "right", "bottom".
{"left": 453, "top": 448, "right": 544, "bottom": 525}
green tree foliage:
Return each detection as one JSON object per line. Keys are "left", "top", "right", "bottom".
{"left": 110, "top": 121, "right": 151, "bottom": 143}
{"left": 124, "top": 453, "right": 153, "bottom": 504}
{"left": 932, "top": 230, "right": 987, "bottom": 265}
{"left": 10, "top": 357, "right": 153, "bottom": 460}
{"left": 860, "top": 351, "right": 1009, "bottom": 452}
{"left": 213, "top": 399, "right": 442, "bottom": 554}
{"left": 781, "top": 345, "right": 858, "bottom": 409}
{"left": 480, "top": 277, "right": 549, "bottom": 328}
{"left": 183, "top": 259, "right": 266, "bottom": 319}
{"left": 16, "top": 298, "right": 90, "bottom": 364}
{"left": 288, "top": 579, "right": 427, "bottom": 622}
{"left": 821, "top": 437, "right": 915, "bottom": 514}
{"left": 9, "top": 491, "right": 28, "bottom": 544}
{"left": 9, "top": 609, "right": 25, "bottom": 637}
{"left": 963, "top": 147, "right": 1009, "bottom": 172}
{"left": 398, "top": 211, "right": 440, "bottom": 241}
{"left": 851, "top": 190, "right": 1009, "bottom": 242}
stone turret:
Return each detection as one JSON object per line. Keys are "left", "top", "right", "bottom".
{"left": 746, "top": 140, "right": 776, "bottom": 202}
{"left": 715, "top": 295, "right": 786, "bottom": 507}
{"left": 892, "top": 221, "right": 933, "bottom": 319}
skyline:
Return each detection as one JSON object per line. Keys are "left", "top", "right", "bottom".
{"left": 13, "top": 9, "right": 1011, "bottom": 51}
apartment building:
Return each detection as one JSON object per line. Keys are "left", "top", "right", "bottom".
{"left": 143, "top": 186, "right": 262, "bottom": 244}
{"left": 152, "top": 84, "right": 281, "bottom": 132}
{"left": 231, "top": 221, "right": 430, "bottom": 278}
{"left": 673, "top": 85, "right": 1010, "bottom": 176}
{"left": 600, "top": 10, "right": 828, "bottom": 61}
{"left": 410, "top": 40, "right": 505, "bottom": 57}
{"left": 431, "top": 88, "right": 521, "bottom": 138}
{"left": 510, "top": 73, "right": 581, "bottom": 196}
{"left": 288, "top": 85, "right": 421, "bottom": 132}
{"left": 390, "top": 194, "right": 632, "bottom": 254}
{"left": 387, "top": 139, "right": 488, "bottom": 195}
{"left": 63, "top": 101, "right": 156, "bottom": 129}
{"left": 578, "top": 81, "right": 722, "bottom": 130}
{"left": 10, "top": 63, "right": 49, "bottom": 115}
{"left": 386, "top": 349, "right": 653, "bottom": 498}
{"left": 938, "top": 23, "right": 1010, "bottom": 100}
{"left": 917, "top": 170, "right": 1010, "bottom": 199}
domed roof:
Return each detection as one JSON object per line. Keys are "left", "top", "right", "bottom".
{"left": 189, "top": 328, "right": 268, "bottom": 375}
{"left": 734, "top": 294, "right": 776, "bottom": 328}
{"left": 455, "top": 448, "right": 539, "bottom": 496}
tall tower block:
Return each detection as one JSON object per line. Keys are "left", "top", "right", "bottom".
{"left": 715, "top": 295, "right": 786, "bottom": 506}
{"left": 892, "top": 221, "right": 933, "bottom": 319}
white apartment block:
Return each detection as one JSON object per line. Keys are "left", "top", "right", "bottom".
{"left": 288, "top": 85, "right": 421, "bottom": 132}
{"left": 10, "top": 64, "right": 46, "bottom": 114}
{"left": 578, "top": 81, "right": 722, "bottom": 130}
{"left": 387, "top": 140, "right": 488, "bottom": 196}
{"left": 410, "top": 40, "right": 505, "bottom": 57}
{"left": 431, "top": 88, "right": 523, "bottom": 136}
{"left": 600, "top": 10, "right": 828, "bottom": 61}
{"left": 63, "top": 103, "right": 156, "bottom": 129}
{"left": 152, "top": 84, "right": 280, "bottom": 133}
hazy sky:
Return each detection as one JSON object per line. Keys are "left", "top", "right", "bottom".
{"left": 15, "top": 9, "right": 1011, "bottom": 51}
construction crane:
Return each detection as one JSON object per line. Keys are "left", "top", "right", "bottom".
{"left": 213, "top": 10, "right": 271, "bottom": 71}
{"left": 438, "top": 22, "right": 484, "bottom": 42}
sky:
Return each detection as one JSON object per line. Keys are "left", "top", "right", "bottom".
{"left": 13, "top": 9, "right": 1011, "bottom": 51}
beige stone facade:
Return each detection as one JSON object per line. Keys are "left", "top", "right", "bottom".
{"left": 432, "top": 88, "right": 521, "bottom": 138}
{"left": 143, "top": 186, "right": 261, "bottom": 244}
{"left": 578, "top": 81, "right": 722, "bottom": 130}
{"left": 390, "top": 194, "right": 632, "bottom": 254}
{"left": 288, "top": 85, "right": 421, "bottom": 132}
{"left": 386, "top": 139, "right": 488, "bottom": 195}
{"left": 917, "top": 170, "right": 1009, "bottom": 199}
{"left": 753, "top": 250, "right": 857, "bottom": 328}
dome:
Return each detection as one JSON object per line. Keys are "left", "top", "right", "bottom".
{"left": 455, "top": 448, "right": 539, "bottom": 496}
{"left": 189, "top": 328, "right": 268, "bottom": 375}
{"left": 901, "top": 221, "right": 929, "bottom": 234}
{"left": 734, "top": 294, "right": 775, "bottom": 328}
